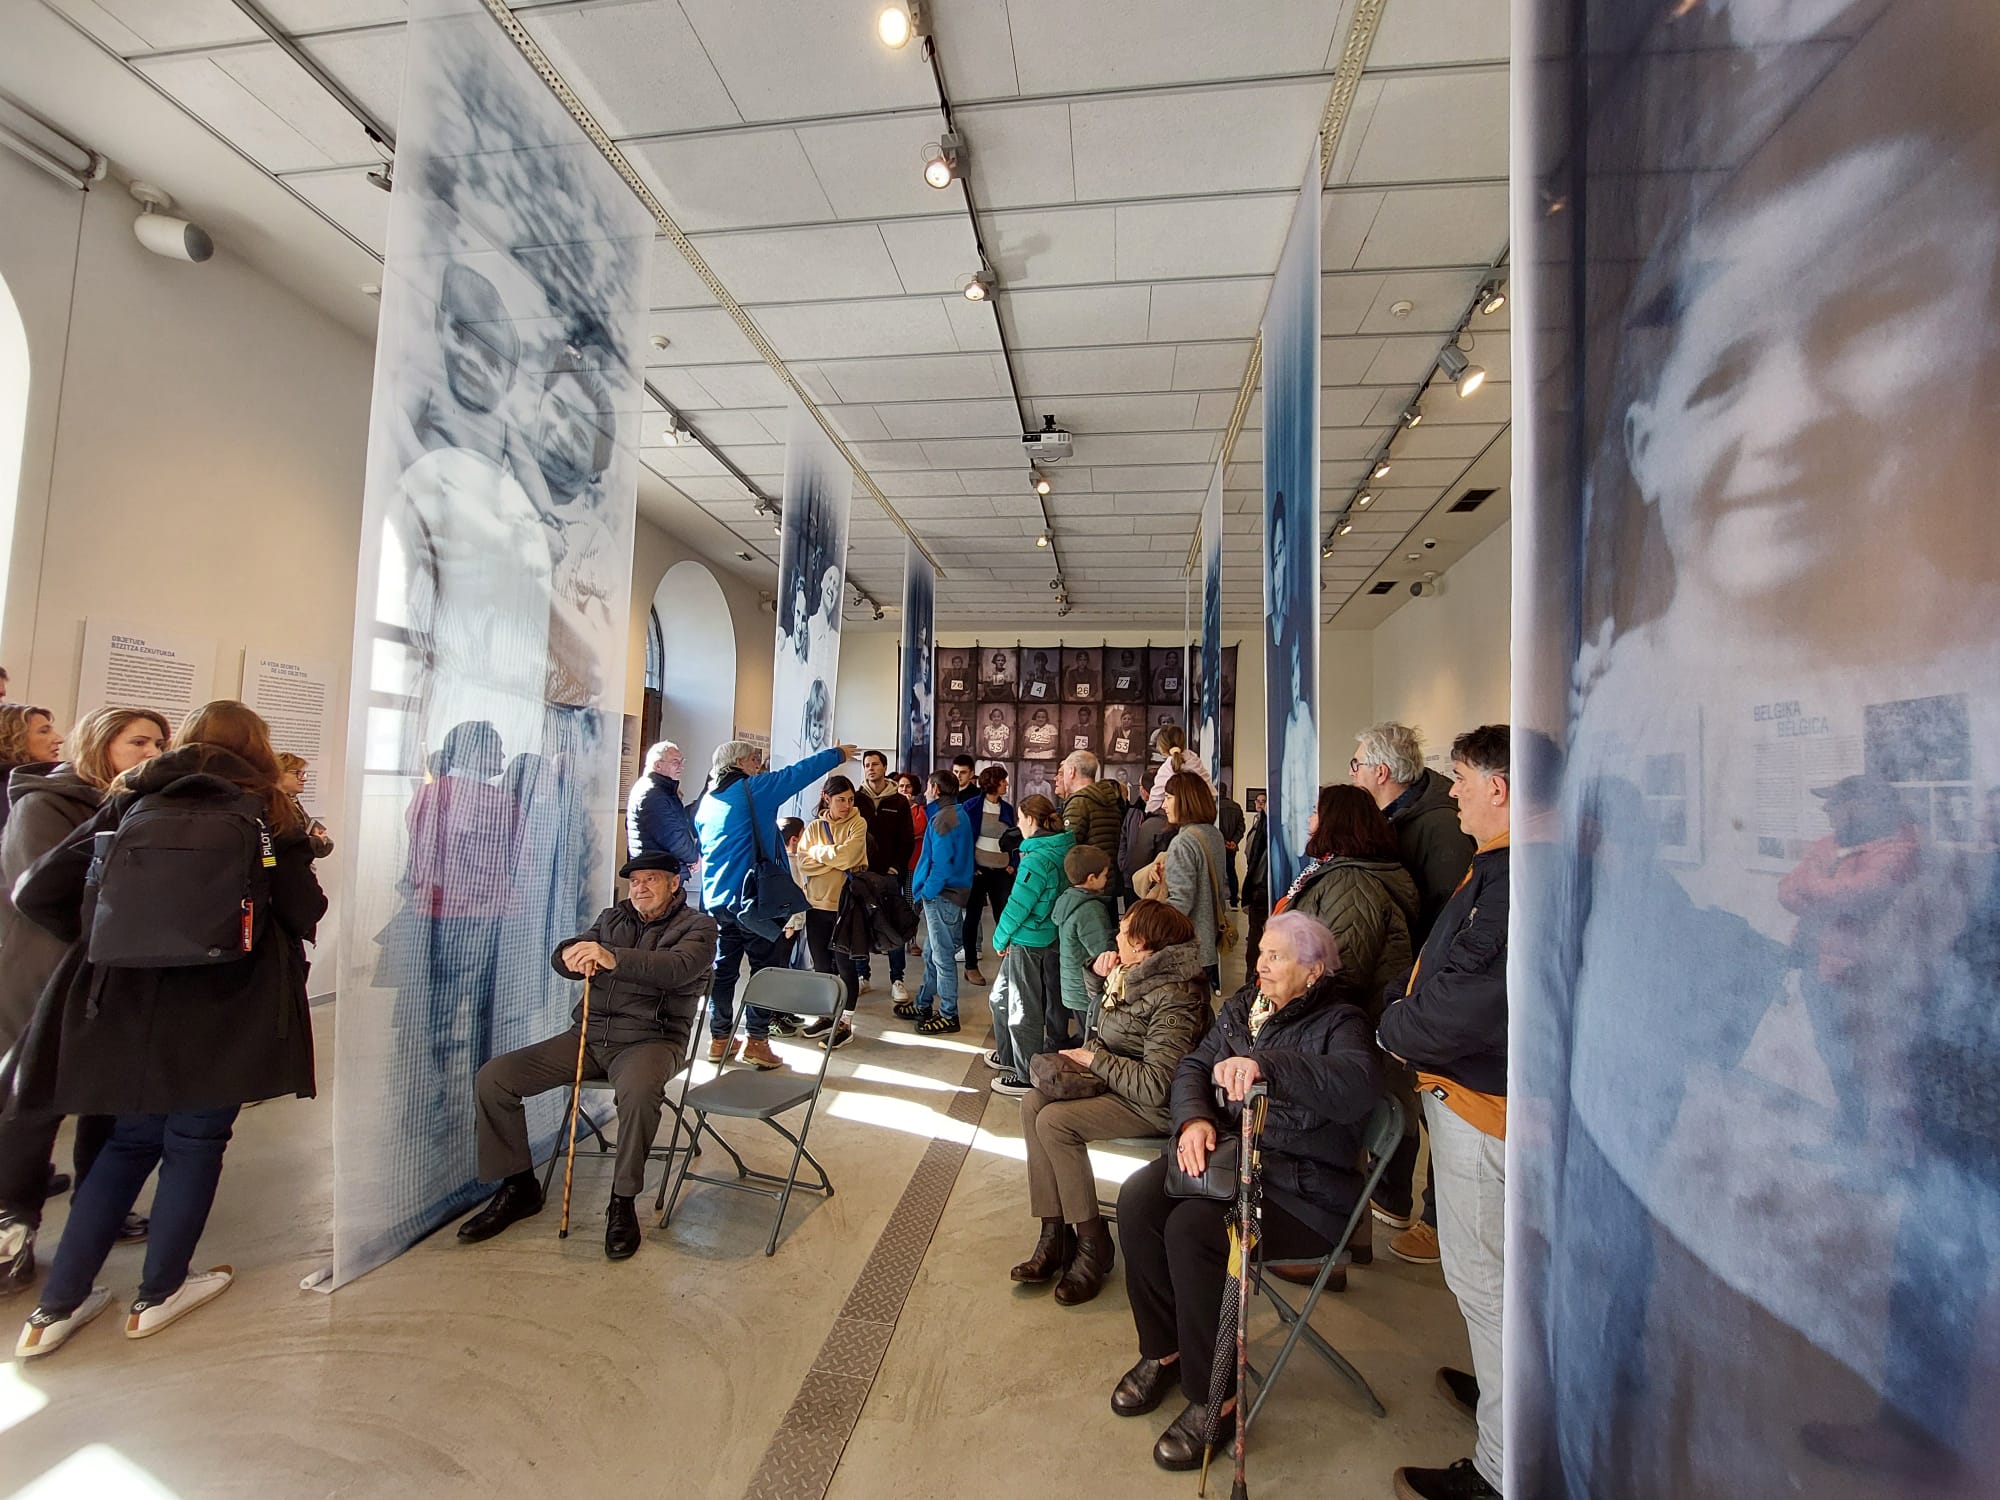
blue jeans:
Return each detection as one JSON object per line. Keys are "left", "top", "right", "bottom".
{"left": 916, "top": 900, "right": 965, "bottom": 1022}
{"left": 710, "top": 910, "right": 779, "bottom": 1040}
{"left": 41, "top": 1106, "right": 240, "bottom": 1315}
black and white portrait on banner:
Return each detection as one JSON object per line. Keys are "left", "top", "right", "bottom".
{"left": 1201, "top": 462, "right": 1224, "bottom": 781}
{"left": 977, "top": 703, "right": 1016, "bottom": 760}
{"left": 333, "top": 0, "right": 651, "bottom": 1287}
{"left": 979, "top": 647, "right": 1018, "bottom": 699}
{"left": 937, "top": 647, "right": 974, "bottom": 702}
{"left": 1146, "top": 646, "right": 1186, "bottom": 707}
{"left": 1016, "top": 760, "right": 1056, "bottom": 805}
{"left": 1061, "top": 646, "right": 1102, "bottom": 702}
{"left": 1105, "top": 647, "right": 1145, "bottom": 702}
{"left": 1511, "top": 5, "right": 2000, "bottom": 1494}
{"left": 770, "top": 402, "right": 853, "bottom": 817}
{"left": 1103, "top": 702, "right": 1145, "bottom": 764}
{"left": 1060, "top": 703, "right": 1099, "bottom": 758}
{"left": 898, "top": 542, "right": 934, "bottom": 776}
{"left": 1261, "top": 147, "right": 1321, "bottom": 901}
{"left": 939, "top": 701, "right": 972, "bottom": 757}
{"left": 1146, "top": 703, "right": 1184, "bottom": 745}
{"left": 1019, "top": 648, "right": 1058, "bottom": 707}
{"left": 1020, "top": 704, "right": 1059, "bottom": 761}
{"left": 1105, "top": 762, "right": 1143, "bottom": 800}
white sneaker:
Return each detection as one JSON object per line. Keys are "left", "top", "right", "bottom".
{"left": 17, "top": 1287, "right": 112, "bottom": 1359}
{"left": 126, "top": 1266, "right": 234, "bottom": 1339}
{"left": 891, "top": 980, "right": 911, "bottom": 1003}
{"left": 856, "top": 979, "right": 874, "bottom": 996}
{"left": 982, "top": 1050, "right": 1007, "bottom": 1071}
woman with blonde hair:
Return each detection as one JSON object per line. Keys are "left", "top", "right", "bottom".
{"left": 275, "top": 753, "right": 335, "bottom": 859}
{"left": 8, "top": 700, "right": 324, "bottom": 1357}
{"left": 0, "top": 707, "right": 171, "bottom": 1292}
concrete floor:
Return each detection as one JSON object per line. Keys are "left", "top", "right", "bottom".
{"left": 1, "top": 962, "right": 1476, "bottom": 1500}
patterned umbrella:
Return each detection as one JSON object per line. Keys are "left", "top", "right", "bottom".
{"left": 1202, "top": 1084, "right": 1270, "bottom": 1499}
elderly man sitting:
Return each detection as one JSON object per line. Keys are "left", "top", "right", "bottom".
{"left": 459, "top": 852, "right": 718, "bottom": 1260}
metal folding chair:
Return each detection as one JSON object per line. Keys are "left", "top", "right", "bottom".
{"left": 1094, "top": 1135, "right": 1171, "bottom": 1222}
{"left": 1243, "top": 1093, "right": 1405, "bottom": 1428}
{"left": 538, "top": 1019, "right": 705, "bottom": 1201}
{"left": 656, "top": 968, "right": 843, "bottom": 1256}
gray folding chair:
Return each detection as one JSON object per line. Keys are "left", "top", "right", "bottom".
{"left": 539, "top": 1019, "right": 705, "bottom": 1201}
{"left": 656, "top": 968, "right": 843, "bottom": 1256}
{"left": 1095, "top": 1136, "right": 1171, "bottom": 1222}
{"left": 1243, "top": 1093, "right": 1405, "bottom": 1428}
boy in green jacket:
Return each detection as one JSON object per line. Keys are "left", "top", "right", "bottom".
{"left": 987, "top": 797, "right": 1074, "bottom": 1096}
{"left": 1053, "top": 846, "right": 1118, "bottom": 1032}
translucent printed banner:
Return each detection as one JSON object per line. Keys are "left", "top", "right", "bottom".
{"left": 1200, "top": 459, "right": 1224, "bottom": 782}
{"left": 329, "top": 0, "right": 651, "bottom": 1286}
{"left": 771, "top": 402, "right": 853, "bottom": 816}
{"left": 899, "top": 541, "right": 935, "bottom": 776}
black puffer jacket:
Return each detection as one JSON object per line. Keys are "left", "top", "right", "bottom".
{"left": 0, "top": 764, "right": 101, "bottom": 1051}
{"left": 1378, "top": 841, "right": 1508, "bottom": 1096}
{"left": 1388, "top": 768, "right": 1476, "bottom": 943}
{"left": 1171, "top": 975, "right": 1380, "bottom": 1242}
{"left": 552, "top": 893, "right": 718, "bottom": 1052}
{"left": 8, "top": 747, "right": 325, "bottom": 1114}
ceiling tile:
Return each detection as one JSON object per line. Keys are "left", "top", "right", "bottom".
{"left": 676, "top": 0, "right": 939, "bottom": 121}
{"left": 626, "top": 129, "right": 836, "bottom": 232}
{"left": 927, "top": 0, "right": 1022, "bottom": 100}
{"left": 1002, "top": 0, "right": 1341, "bottom": 94}
{"left": 795, "top": 110, "right": 962, "bottom": 221}
{"left": 1146, "top": 278, "right": 1271, "bottom": 343}
{"left": 1346, "top": 69, "right": 1511, "bottom": 184}
{"left": 816, "top": 353, "right": 1010, "bottom": 403}
{"left": 1171, "top": 342, "right": 1253, "bottom": 391}
{"left": 1368, "top": 0, "right": 1511, "bottom": 72}
{"left": 951, "top": 101, "right": 1076, "bottom": 209}
{"left": 684, "top": 362, "right": 795, "bottom": 408}
{"left": 1069, "top": 432, "right": 1218, "bottom": 465}
{"left": 874, "top": 398, "right": 1022, "bottom": 440}
{"left": 1047, "top": 392, "right": 1201, "bottom": 433}
{"left": 752, "top": 298, "right": 960, "bottom": 360}
{"left": 299, "top": 28, "right": 404, "bottom": 141}
{"left": 1017, "top": 346, "right": 1177, "bottom": 395}
{"left": 1070, "top": 80, "right": 1325, "bottom": 201}
{"left": 877, "top": 216, "right": 984, "bottom": 295}
{"left": 1354, "top": 184, "right": 1510, "bottom": 269}
{"left": 984, "top": 207, "right": 1119, "bottom": 288}
{"left": 689, "top": 224, "right": 905, "bottom": 302}
{"left": 1391, "top": 422, "right": 1507, "bottom": 461}
{"left": 1115, "top": 196, "right": 1295, "bottom": 281}
{"left": 136, "top": 50, "right": 360, "bottom": 172}
{"left": 521, "top": 1, "right": 741, "bottom": 136}
{"left": 1002, "top": 285, "right": 1152, "bottom": 348}
{"left": 47, "top": 0, "right": 257, "bottom": 52}
{"left": 645, "top": 307, "right": 762, "bottom": 365}
{"left": 943, "top": 295, "right": 1004, "bottom": 351}
{"left": 1321, "top": 189, "right": 1387, "bottom": 272}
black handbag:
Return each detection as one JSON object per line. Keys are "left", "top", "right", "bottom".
{"left": 1029, "top": 1050, "right": 1110, "bottom": 1101}
{"left": 1163, "top": 1133, "right": 1240, "bottom": 1202}
{"left": 736, "top": 781, "right": 805, "bottom": 941}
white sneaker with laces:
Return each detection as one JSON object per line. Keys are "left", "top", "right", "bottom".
{"left": 982, "top": 1050, "right": 1007, "bottom": 1071}
{"left": 891, "top": 980, "right": 911, "bottom": 1003}
{"left": 17, "top": 1287, "right": 112, "bottom": 1359}
{"left": 127, "top": 1266, "right": 234, "bottom": 1339}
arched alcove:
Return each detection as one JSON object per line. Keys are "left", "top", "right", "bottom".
{"left": 0, "top": 271, "right": 28, "bottom": 639}
{"left": 650, "top": 558, "right": 737, "bottom": 773}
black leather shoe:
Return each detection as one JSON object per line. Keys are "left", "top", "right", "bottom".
{"left": 115, "top": 1213, "right": 149, "bottom": 1245}
{"left": 1111, "top": 1356, "right": 1178, "bottom": 1417}
{"left": 456, "top": 1175, "right": 544, "bottom": 1243}
{"left": 605, "top": 1195, "right": 641, "bottom": 1261}
{"left": 1010, "top": 1219, "right": 1075, "bottom": 1284}
{"left": 45, "top": 1168, "right": 70, "bottom": 1198}
{"left": 1437, "top": 1366, "right": 1480, "bottom": 1418}
{"left": 1154, "top": 1399, "right": 1235, "bottom": 1472}
{"left": 1053, "top": 1216, "right": 1115, "bottom": 1305}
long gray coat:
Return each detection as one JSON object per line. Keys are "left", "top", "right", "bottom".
{"left": 0, "top": 764, "right": 100, "bottom": 1052}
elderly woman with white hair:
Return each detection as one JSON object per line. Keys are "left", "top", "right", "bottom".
{"left": 1110, "top": 909, "right": 1382, "bottom": 1471}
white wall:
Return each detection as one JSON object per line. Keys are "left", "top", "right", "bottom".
{"left": 1369, "top": 521, "right": 1513, "bottom": 766}
{"left": 624, "top": 515, "right": 775, "bottom": 759}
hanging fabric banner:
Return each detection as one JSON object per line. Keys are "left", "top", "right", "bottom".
{"left": 898, "top": 541, "right": 935, "bottom": 775}
{"left": 1261, "top": 146, "right": 1321, "bottom": 903}
{"left": 1200, "top": 460, "right": 1224, "bottom": 782}
{"left": 328, "top": 0, "right": 651, "bottom": 1286}
{"left": 771, "top": 401, "right": 853, "bottom": 815}
{"left": 1511, "top": 3, "right": 2000, "bottom": 1494}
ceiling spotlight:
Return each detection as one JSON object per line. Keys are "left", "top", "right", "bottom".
{"left": 962, "top": 268, "right": 995, "bottom": 302}
{"left": 872, "top": 604, "right": 886, "bottom": 621}
{"left": 1356, "top": 492, "right": 1374, "bottom": 508}
{"left": 1371, "top": 458, "right": 1392, "bottom": 480}
{"left": 1400, "top": 407, "right": 1424, "bottom": 429}
{"left": 130, "top": 182, "right": 213, "bottom": 264}
{"left": 661, "top": 421, "right": 687, "bottom": 446}
{"left": 1438, "top": 345, "right": 1487, "bottom": 398}
{"left": 773, "top": 524, "right": 783, "bottom": 537}
{"left": 1337, "top": 520, "right": 1355, "bottom": 536}
{"left": 1035, "top": 531, "right": 1050, "bottom": 548}
{"left": 1321, "top": 543, "right": 1336, "bottom": 559}
{"left": 1477, "top": 277, "right": 1508, "bottom": 316}
{"left": 922, "top": 133, "right": 962, "bottom": 189}
{"left": 877, "top": 4, "right": 913, "bottom": 47}
{"left": 649, "top": 332, "right": 672, "bottom": 351}
{"left": 735, "top": 549, "right": 754, "bottom": 562}
{"left": 1034, "top": 474, "right": 1051, "bottom": 495}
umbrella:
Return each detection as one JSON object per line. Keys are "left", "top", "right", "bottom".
{"left": 1201, "top": 1082, "right": 1270, "bottom": 1499}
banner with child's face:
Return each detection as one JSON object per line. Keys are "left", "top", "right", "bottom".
{"left": 331, "top": 0, "right": 651, "bottom": 1288}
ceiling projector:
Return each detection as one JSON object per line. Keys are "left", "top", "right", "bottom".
{"left": 1022, "top": 414, "right": 1073, "bottom": 463}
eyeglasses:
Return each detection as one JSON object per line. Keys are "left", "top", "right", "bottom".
{"left": 1349, "top": 758, "right": 1368, "bottom": 774}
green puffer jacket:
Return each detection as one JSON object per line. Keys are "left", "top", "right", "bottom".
{"left": 993, "top": 827, "right": 1075, "bottom": 952}
{"left": 1052, "top": 883, "right": 1117, "bottom": 1014}
{"left": 1085, "top": 940, "right": 1211, "bottom": 1132}
{"left": 1062, "top": 779, "right": 1126, "bottom": 874}
{"left": 1288, "top": 857, "right": 1421, "bottom": 1019}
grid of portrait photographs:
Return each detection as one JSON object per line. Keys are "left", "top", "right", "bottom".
{"left": 935, "top": 643, "right": 1238, "bottom": 800}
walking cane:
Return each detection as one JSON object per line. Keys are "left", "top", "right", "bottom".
{"left": 1199, "top": 1081, "right": 1267, "bottom": 1500}
{"left": 557, "top": 972, "right": 593, "bottom": 1239}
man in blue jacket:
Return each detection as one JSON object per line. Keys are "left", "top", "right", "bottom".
{"left": 900, "top": 772, "right": 976, "bottom": 1035}
{"left": 627, "top": 741, "right": 700, "bottom": 873}
{"left": 695, "top": 737, "right": 853, "bottom": 1070}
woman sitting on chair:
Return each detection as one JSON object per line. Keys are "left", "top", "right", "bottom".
{"left": 1111, "top": 910, "right": 1380, "bottom": 1471}
{"left": 1012, "top": 898, "right": 1210, "bottom": 1307}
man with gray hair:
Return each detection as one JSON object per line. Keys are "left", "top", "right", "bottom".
{"left": 627, "top": 740, "right": 700, "bottom": 874}
{"left": 692, "top": 737, "right": 853, "bottom": 1070}
{"left": 1055, "top": 749, "right": 1124, "bottom": 880}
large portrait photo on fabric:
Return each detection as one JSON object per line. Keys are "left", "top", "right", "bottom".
{"left": 978, "top": 647, "right": 1019, "bottom": 700}
{"left": 1102, "top": 701, "right": 1146, "bottom": 764}
{"left": 770, "top": 404, "right": 853, "bottom": 819}
{"left": 899, "top": 544, "right": 935, "bottom": 776}
{"left": 1059, "top": 703, "right": 1101, "bottom": 760}
{"left": 334, "top": 0, "right": 651, "bottom": 1286}
{"left": 937, "top": 647, "right": 975, "bottom": 702}
{"left": 1061, "top": 647, "right": 1102, "bottom": 703}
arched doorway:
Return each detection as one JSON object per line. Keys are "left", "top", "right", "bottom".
{"left": 647, "top": 559, "right": 736, "bottom": 780}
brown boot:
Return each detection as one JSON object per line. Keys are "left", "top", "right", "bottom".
{"left": 740, "top": 1037, "right": 786, "bottom": 1071}
{"left": 1053, "top": 1216, "right": 1115, "bottom": 1305}
{"left": 1010, "top": 1219, "right": 1075, "bottom": 1284}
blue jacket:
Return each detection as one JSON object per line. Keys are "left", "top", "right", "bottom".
{"left": 627, "top": 772, "right": 700, "bottom": 867}
{"left": 911, "top": 797, "right": 975, "bottom": 905}
{"left": 694, "top": 749, "right": 843, "bottom": 915}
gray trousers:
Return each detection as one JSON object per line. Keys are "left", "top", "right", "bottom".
{"left": 475, "top": 1028, "right": 683, "bottom": 1198}
{"left": 988, "top": 942, "right": 1061, "bottom": 1082}
{"left": 1021, "top": 1088, "right": 1158, "bottom": 1223}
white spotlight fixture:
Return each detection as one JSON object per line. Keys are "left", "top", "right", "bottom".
{"left": 130, "top": 182, "right": 213, "bottom": 263}
{"left": 1356, "top": 492, "right": 1374, "bottom": 508}
{"left": 1477, "top": 277, "right": 1508, "bottom": 316}
{"left": 1035, "top": 531, "right": 1050, "bottom": 548}
{"left": 921, "top": 133, "right": 962, "bottom": 189}
{"left": 1400, "top": 406, "right": 1424, "bottom": 429}
{"left": 661, "top": 421, "right": 687, "bottom": 446}
{"left": 1337, "top": 519, "right": 1355, "bottom": 536}
{"left": 1034, "top": 473, "right": 1051, "bottom": 495}
{"left": 1371, "top": 458, "right": 1392, "bottom": 480}
{"left": 961, "top": 268, "right": 994, "bottom": 302}
{"left": 1439, "top": 345, "right": 1487, "bottom": 398}
{"left": 877, "top": 5, "right": 913, "bottom": 47}
{"left": 1321, "top": 542, "right": 1336, "bottom": 559}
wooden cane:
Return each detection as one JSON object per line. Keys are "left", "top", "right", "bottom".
{"left": 557, "top": 972, "right": 592, "bottom": 1239}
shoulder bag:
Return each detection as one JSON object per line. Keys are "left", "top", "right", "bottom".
{"left": 1029, "top": 1049, "right": 1110, "bottom": 1101}
{"left": 1197, "top": 837, "right": 1240, "bottom": 954}
{"left": 737, "top": 781, "right": 806, "bottom": 941}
